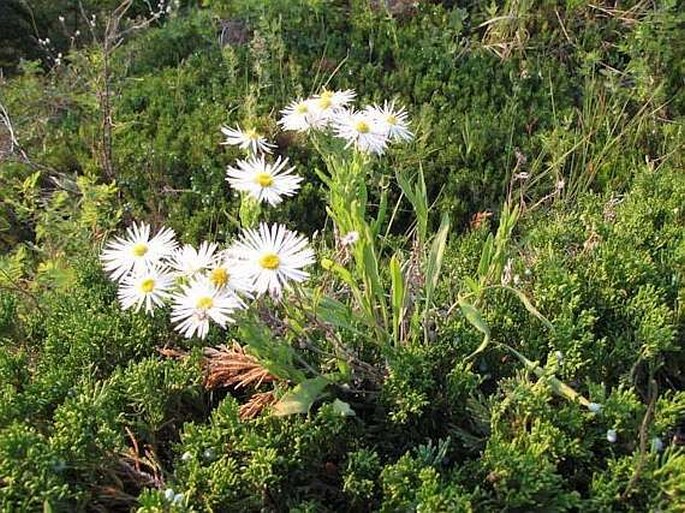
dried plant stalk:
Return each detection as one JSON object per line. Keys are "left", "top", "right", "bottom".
{"left": 239, "top": 391, "right": 277, "bottom": 420}
{"left": 157, "top": 347, "right": 188, "bottom": 359}
{"left": 118, "top": 426, "right": 164, "bottom": 489}
{"left": 203, "top": 342, "right": 277, "bottom": 390}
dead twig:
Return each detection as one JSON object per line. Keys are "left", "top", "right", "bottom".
{"left": 621, "top": 376, "right": 658, "bottom": 501}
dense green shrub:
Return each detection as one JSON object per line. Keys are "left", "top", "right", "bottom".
{"left": 1, "top": 1, "right": 684, "bottom": 511}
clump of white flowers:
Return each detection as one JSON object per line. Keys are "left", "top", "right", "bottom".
{"left": 100, "top": 221, "right": 314, "bottom": 339}
{"left": 102, "top": 88, "right": 413, "bottom": 339}
{"left": 276, "top": 88, "right": 413, "bottom": 155}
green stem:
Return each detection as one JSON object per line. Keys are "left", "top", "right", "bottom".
{"left": 497, "top": 342, "right": 591, "bottom": 408}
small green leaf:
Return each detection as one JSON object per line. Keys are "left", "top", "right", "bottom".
{"left": 314, "top": 296, "right": 361, "bottom": 335}
{"left": 273, "top": 377, "right": 329, "bottom": 416}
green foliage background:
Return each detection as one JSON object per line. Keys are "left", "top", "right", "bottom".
{"left": 0, "top": 0, "right": 684, "bottom": 511}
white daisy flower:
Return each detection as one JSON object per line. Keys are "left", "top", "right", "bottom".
{"left": 225, "top": 155, "right": 303, "bottom": 206}
{"left": 316, "top": 89, "right": 356, "bottom": 110}
{"left": 332, "top": 109, "right": 388, "bottom": 155}
{"left": 278, "top": 98, "right": 317, "bottom": 132}
{"left": 206, "top": 251, "right": 254, "bottom": 295}
{"left": 170, "top": 276, "right": 243, "bottom": 339}
{"left": 305, "top": 89, "right": 357, "bottom": 129}
{"left": 101, "top": 222, "right": 177, "bottom": 282}
{"left": 117, "top": 265, "right": 174, "bottom": 315}
{"left": 229, "top": 223, "right": 315, "bottom": 297}
{"left": 220, "top": 125, "right": 275, "bottom": 155}
{"left": 169, "top": 241, "right": 218, "bottom": 278}
{"left": 365, "top": 100, "right": 413, "bottom": 142}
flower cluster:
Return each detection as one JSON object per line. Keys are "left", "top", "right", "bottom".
{"left": 278, "top": 89, "right": 413, "bottom": 154}
{"left": 101, "top": 222, "right": 314, "bottom": 339}
{"left": 221, "top": 89, "right": 412, "bottom": 207}
{"left": 102, "top": 88, "right": 412, "bottom": 339}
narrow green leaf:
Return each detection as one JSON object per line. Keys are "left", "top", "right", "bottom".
{"left": 459, "top": 300, "right": 490, "bottom": 338}
{"left": 361, "top": 226, "right": 387, "bottom": 323}
{"left": 477, "top": 235, "right": 494, "bottom": 278}
{"left": 313, "top": 166, "right": 332, "bottom": 187}
{"left": 425, "top": 213, "right": 450, "bottom": 311}
{"left": 463, "top": 276, "right": 481, "bottom": 295}
{"left": 372, "top": 188, "right": 389, "bottom": 237}
{"left": 396, "top": 168, "right": 428, "bottom": 243}
{"left": 314, "top": 296, "right": 354, "bottom": 330}
{"left": 324, "top": 259, "right": 356, "bottom": 289}
{"left": 414, "top": 167, "right": 429, "bottom": 243}
{"left": 502, "top": 285, "right": 555, "bottom": 332}
{"left": 238, "top": 320, "right": 306, "bottom": 383}
{"left": 460, "top": 299, "right": 491, "bottom": 359}
{"left": 390, "top": 254, "right": 406, "bottom": 344}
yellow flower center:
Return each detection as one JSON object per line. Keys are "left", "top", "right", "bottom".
{"left": 196, "top": 296, "right": 214, "bottom": 310}
{"left": 246, "top": 128, "right": 259, "bottom": 140}
{"left": 259, "top": 253, "right": 280, "bottom": 270}
{"left": 295, "top": 103, "right": 309, "bottom": 114}
{"left": 387, "top": 114, "right": 397, "bottom": 125}
{"left": 140, "top": 278, "right": 155, "bottom": 293}
{"left": 210, "top": 267, "right": 229, "bottom": 288}
{"left": 132, "top": 243, "right": 148, "bottom": 257}
{"left": 318, "top": 92, "right": 333, "bottom": 109}
{"left": 255, "top": 172, "right": 274, "bottom": 187}
{"left": 355, "top": 120, "right": 370, "bottom": 134}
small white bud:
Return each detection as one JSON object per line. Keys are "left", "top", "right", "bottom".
{"left": 164, "top": 488, "right": 175, "bottom": 501}
{"left": 181, "top": 451, "right": 193, "bottom": 461}
{"left": 587, "top": 402, "right": 602, "bottom": 413}
{"left": 341, "top": 231, "right": 359, "bottom": 246}
{"left": 173, "top": 493, "right": 184, "bottom": 504}
{"left": 606, "top": 429, "right": 617, "bottom": 443}
{"left": 58, "top": 16, "right": 65, "bottom": 23}
{"left": 651, "top": 437, "right": 664, "bottom": 452}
